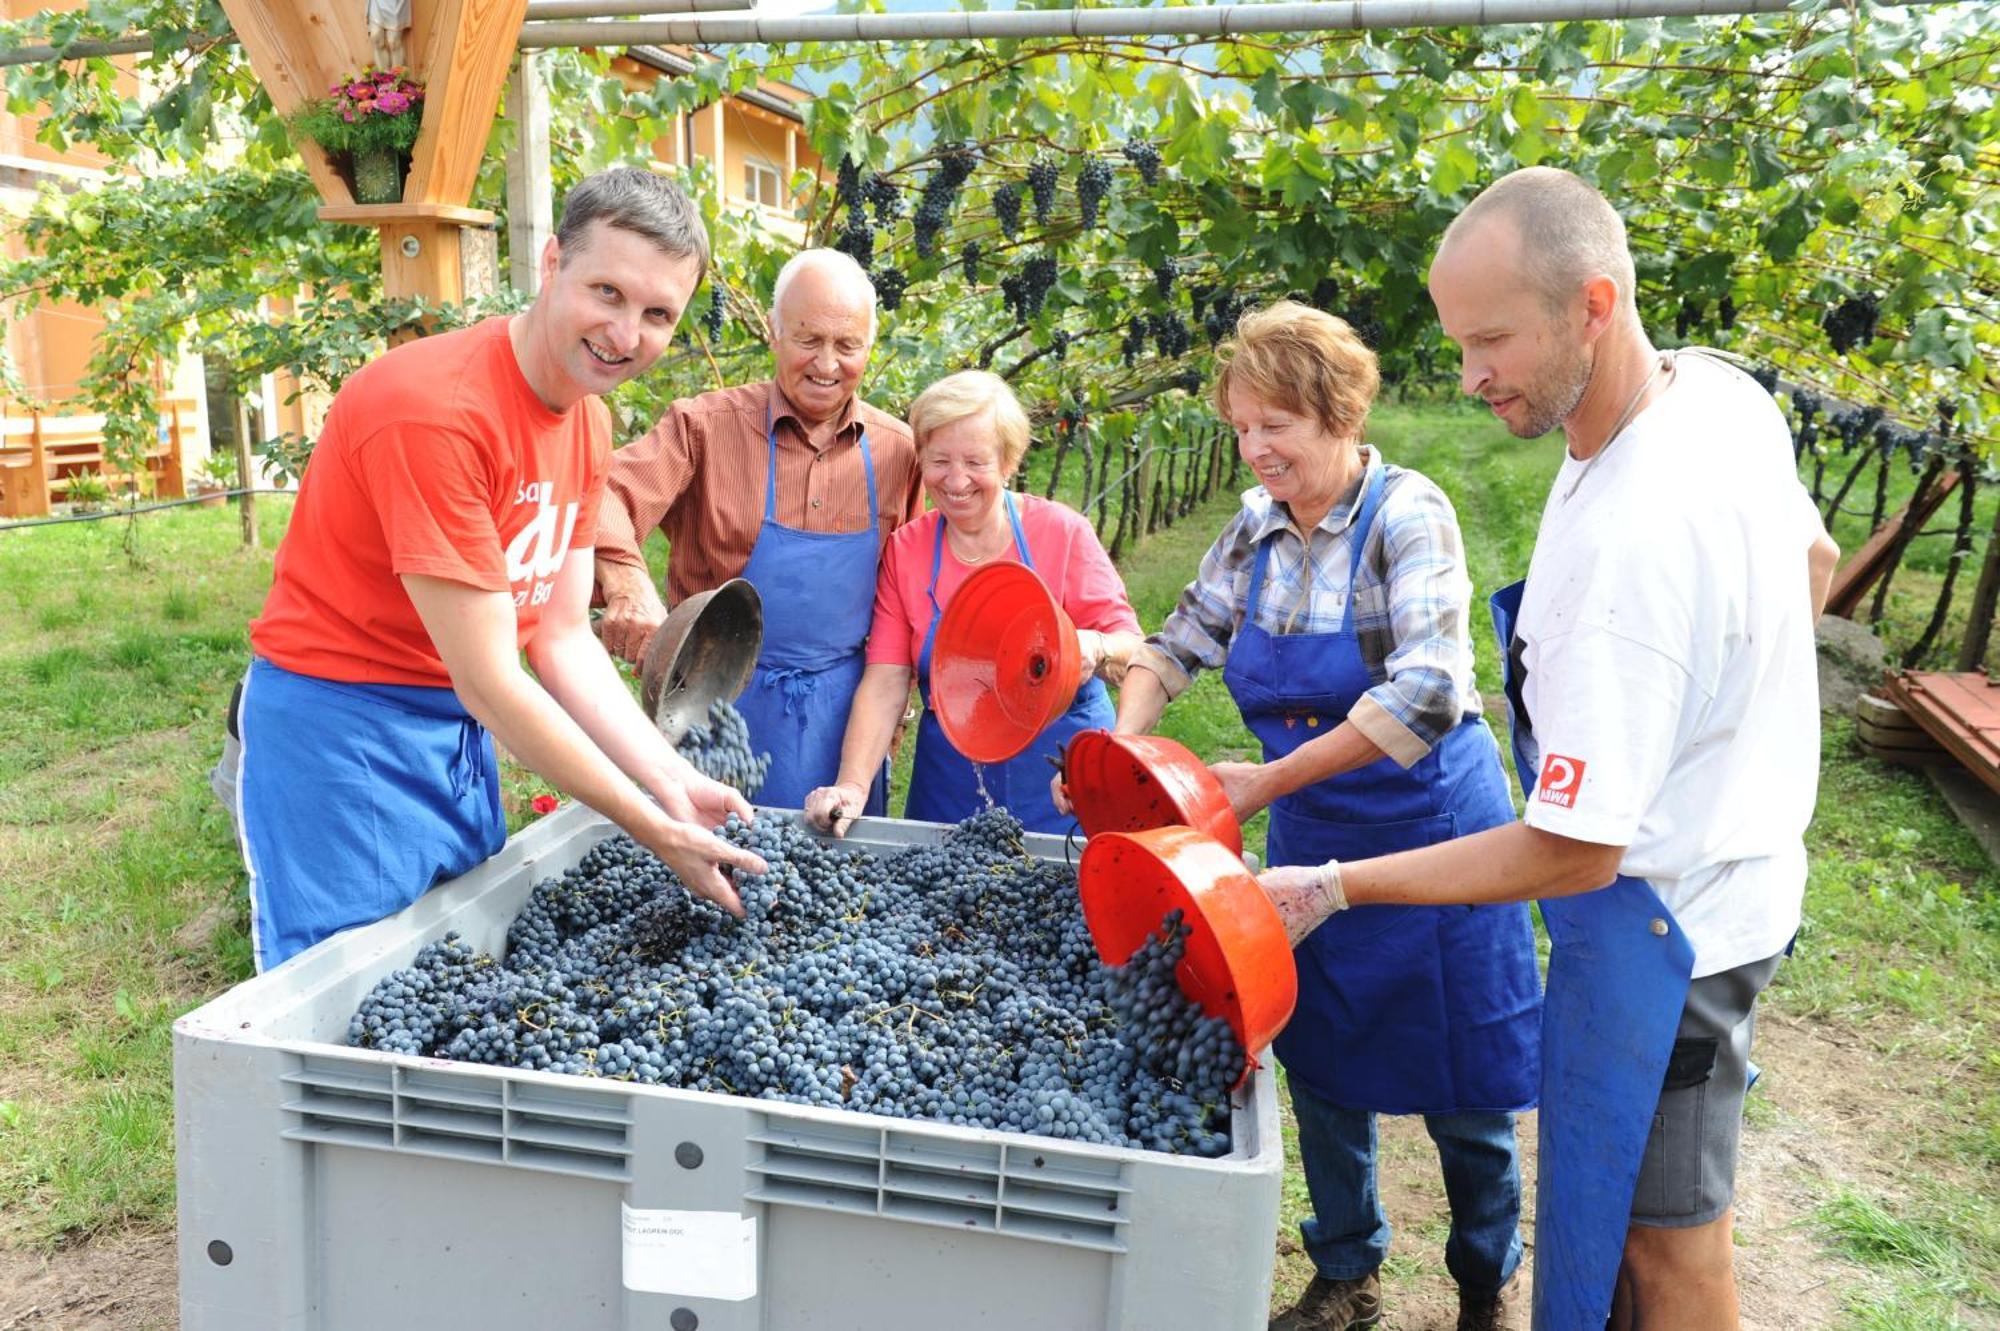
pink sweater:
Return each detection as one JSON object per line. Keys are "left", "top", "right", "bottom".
{"left": 865, "top": 495, "right": 1142, "bottom": 669}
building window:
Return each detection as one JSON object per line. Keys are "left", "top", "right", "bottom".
{"left": 743, "top": 159, "right": 782, "bottom": 209}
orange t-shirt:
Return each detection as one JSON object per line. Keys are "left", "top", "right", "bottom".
{"left": 251, "top": 317, "right": 610, "bottom": 688}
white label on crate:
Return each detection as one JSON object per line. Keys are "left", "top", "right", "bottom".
{"left": 620, "top": 1203, "right": 758, "bottom": 1301}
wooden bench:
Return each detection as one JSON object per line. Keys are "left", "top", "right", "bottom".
{"left": 0, "top": 396, "right": 194, "bottom": 518}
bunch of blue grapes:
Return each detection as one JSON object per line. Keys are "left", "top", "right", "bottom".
{"left": 1000, "top": 253, "right": 1058, "bottom": 323}
{"left": 1122, "top": 139, "right": 1162, "bottom": 187}
{"left": 1027, "top": 153, "right": 1062, "bottom": 225}
{"left": 1823, "top": 293, "right": 1879, "bottom": 354}
{"left": 873, "top": 267, "right": 909, "bottom": 312}
{"left": 676, "top": 699, "right": 770, "bottom": 798}
{"left": 993, "top": 182, "right": 1024, "bottom": 242}
{"left": 913, "top": 141, "right": 978, "bottom": 260}
{"left": 1202, "top": 289, "right": 1248, "bottom": 346}
{"left": 1075, "top": 156, "right": 1115, "bottom": 230}
{"left": 348, "top": 808, "right": 1242, "bottom": 1156}
{"left": 834, "top": 220, "right": 875, "bottom": 271}
{"left": 702, "top": 287, "right": 726, "bottom": 342}
{"left": 864, "top": 173, "right": 903, "bottom": 225}
{"left": 1121, "top": 316, "right": 1147, "bottom": 367}
{"left": 1151, "top": 311, "right": 1192, "bottom": 359}
{"left": 1791, "top": 388, "right": 1822, "bottom": 458}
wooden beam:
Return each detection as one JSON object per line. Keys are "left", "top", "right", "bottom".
{"left": 215, "top": 1, "right": 365, "bottom": 205}
{"left": 379, "top": 219, "right": 467, "bottom": 311}
{"left": 403, "top": 0, "right": 533, "bottom": 206}
{"left": 710, "top": 99, "right": 725, "bottom": 198}
{"left": 1825, "top": 468, "right": 1962, "bottom": 620}
{"left": 317, "top": 202, "right": 496, "bottom": 226}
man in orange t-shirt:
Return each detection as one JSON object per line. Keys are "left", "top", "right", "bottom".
{"left": 225, "top": 168, "right": 765, "bottom": 971}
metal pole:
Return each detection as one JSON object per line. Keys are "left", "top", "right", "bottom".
{"left": 518, "top": 0, "right": 1954, "bottom": 47}
{"left": 525, "top": 0, "right": 749, "bottom": 17}
{"left": 0, "top": 0, "right": 730, "bottom": 68}
{"left": 0, "top": 0, "right": 1963, "bottom": 68}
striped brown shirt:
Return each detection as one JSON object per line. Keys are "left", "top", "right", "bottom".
{"left": 596, "top": 381, "right": 922, "bottom": 605}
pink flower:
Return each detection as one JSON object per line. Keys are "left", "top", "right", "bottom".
{"left": 531, "top": 794, "right": 560, "bottom": 815}
{"left": 348, "top": 82, "right": 372, "bottom": 98}
{"left": 340, "top": 107, "right": 356, "bottom": 122}
{"left": 376, "top": 90, "right": 410, "bottom": 115}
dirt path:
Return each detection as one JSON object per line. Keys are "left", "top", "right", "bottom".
{"left": 0, "top": 995, "right": 1971, "bottom": 1330}
{"left": 1272, "top": 1002, "right": 1962, "bottom": 1330}
{"left": 0, "top": 1232, "right": 175, "bottom": 1331}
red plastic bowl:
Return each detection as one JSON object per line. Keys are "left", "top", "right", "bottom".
{"left": 1063, "top": 729, "right": 1244, "bottom": 858}
{"left": 930, "top": 562, "right": 1084, "bottom": 765}
{"left": 1078, "top": 826, "right": 1298, "bottom": 1085}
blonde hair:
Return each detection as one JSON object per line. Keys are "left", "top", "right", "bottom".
{"left": 907, "top": 370, "right": 1032, "bottom": 476}
{"left": 1211, "top": 300, "right": 1380, "bottom": 441}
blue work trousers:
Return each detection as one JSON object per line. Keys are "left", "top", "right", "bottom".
{"left": 1289, "top": 1077, "right": 1524, "bottom": 1295}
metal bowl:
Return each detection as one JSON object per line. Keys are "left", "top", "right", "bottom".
{"left": 638, "top": 578, "right": 764, "bottom": 744}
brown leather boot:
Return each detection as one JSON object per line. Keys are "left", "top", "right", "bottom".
{"left": 1268, "top": 1271, "right": 1382, "bottom": 1331}
{"left": 1455, "top": 1274, "right": 1519, "bottom": 1331}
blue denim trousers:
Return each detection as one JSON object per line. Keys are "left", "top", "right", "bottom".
{"left": 1289, "top": 1077, "right": 1524, "bottom": 1295}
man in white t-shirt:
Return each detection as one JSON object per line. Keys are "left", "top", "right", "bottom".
{"left": 1258, "top": 166, "right": 1837, "bottom": 1331}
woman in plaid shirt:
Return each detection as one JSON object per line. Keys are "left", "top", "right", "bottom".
{"left": 1121, "top": 302, "right": 1541, "bottom": 1331}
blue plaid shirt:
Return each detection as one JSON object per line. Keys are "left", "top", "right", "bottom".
{"left": 1137, "top": 449, "right": 1480, "bottom": 766}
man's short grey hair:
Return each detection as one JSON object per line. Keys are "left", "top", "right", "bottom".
{"left": 770, "top": 249, "right": 879, "bottom": 344}
{"left": 556, "top": 167, "right": 710, "bottom": 283}
{"left": 1442, "top": 167, "right": 1636, "bottom": 316}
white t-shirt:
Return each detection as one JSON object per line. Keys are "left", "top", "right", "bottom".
{"left": 1514, "top": 351, "right": 1822, "bottom": 978}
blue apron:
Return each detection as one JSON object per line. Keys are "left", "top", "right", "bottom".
{"left": 731, "top": 409, "right": 889, "bottom": 813}
{"left": 236, "top": 655, "right": 505, "bottom": 972}
{"left": 1490, "top": 580, "right": 1695, "bottom": 1330}
{"left": 907, "top": 492, "right": 1115, "bottom": 834}
{"left": 1222, "top": 468, "right": 1540, "bottom": 1115}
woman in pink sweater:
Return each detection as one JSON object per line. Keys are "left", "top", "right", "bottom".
{"left": 804, "top": 371, "right": 1141, "bottom": 833}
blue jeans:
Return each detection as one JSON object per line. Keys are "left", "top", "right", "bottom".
{"left": 1290, "top": 1077, "right": 1523, "bottom": 1295}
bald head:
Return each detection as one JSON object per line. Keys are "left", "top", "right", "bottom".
{"left": 769, "top": 248, "right": 879, "bottom": 428}
{"left": 1439, "top": 167, "right": 1635, "bottom": 317}
{"left": 771, "top": 248, "right": 878, "bottom": 344}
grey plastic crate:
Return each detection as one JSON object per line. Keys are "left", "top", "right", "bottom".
{"left": 175, "top": 803, "right": 1282, "bottom": 1330}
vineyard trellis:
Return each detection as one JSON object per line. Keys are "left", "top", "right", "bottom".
{"left": 2, "top": 1, "right": 1997, "bottom": 660}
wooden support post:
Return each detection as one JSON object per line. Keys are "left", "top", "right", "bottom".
{"left": 382, "top": 218, "right": 467, "bottom": 309}
{"left": 505, "top": 52, "right": 553, "bottom": 296}
{"left": 235, "top": 396, "right": 258, "bottom": 550}
{"left": 1957, "top": 500, "right": 2000, "bottom": 671}
{"left": 710, "top": 101, "right": 726, "bottom": 198}
{"left": 223, "top": 0, "right": 528, "bottom": 315}
{"left": 27, "top": 408, "right": 51, "bottom": 518}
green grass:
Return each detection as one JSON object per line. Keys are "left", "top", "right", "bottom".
{"left": 0, "top": 504, "right": 277, "bottom": 1243}
{"left": 1814, "top": 1185, "right": 2000, "bottom": 1324}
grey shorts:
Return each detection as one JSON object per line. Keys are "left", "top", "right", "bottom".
{"left": 1629, "top": 950, "right": 1784, "bottom": 1229}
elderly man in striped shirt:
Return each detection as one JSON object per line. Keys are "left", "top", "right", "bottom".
{"left": 594, "top": 249, "right": 923, "bottom": 813}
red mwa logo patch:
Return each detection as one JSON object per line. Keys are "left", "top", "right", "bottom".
{"left": 1536, "top": 754, "right": 1586, "bottom": 808}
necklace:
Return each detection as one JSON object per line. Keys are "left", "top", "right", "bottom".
{"left": 1561, "top": 352, "right": 1675, "bottom": 504}
{"left": 947, "top": 522, "right": 1009, "bottom": 565}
